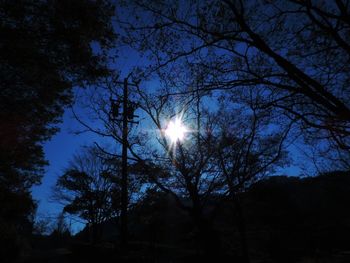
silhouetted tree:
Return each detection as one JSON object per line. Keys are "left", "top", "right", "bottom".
{"left": 50, "top": 212, "right": 71, "bottom": 237}
{"left": 0, "top": 187, "right": 34, "bottom": 262}
{"left": 53, "top": 147, "right": 116, "bottom": 244}
{"left": 129, "top": 89, "right": 229, "bottom": 258}
{"left": 0, "top": 0, "right": 116, "bottom": 256}
{"left": 213, "top": 101, "right": 291, "bottom": 262}
{"left": 32, "top": 216, "right": 52, "bottom": 236}
{"left": 118, "top": 0, "right": 350, "bottom": 167}
{"left": 48, "top": 212, "right": 72, "bottom": 248}
{"left": 126, "top": 82, "right": 291, "bottom": 260}
{"left": 71, "top": 75, "right": 144, "bottom": 246}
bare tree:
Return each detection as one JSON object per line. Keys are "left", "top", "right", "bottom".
{"left": 128, "top": 84, "right": 290, "bottom": 259}
{"left": 213, "top": 98, "right": 292, "bottom": 262}
{"left": 51, "top": 212, "right": 71, "bottom": 237}
{"left": 33, "top": 216, "right": 53, "bottom": 236}
{"left": 53, "top": 146, "right": 116, "bottom": 243}
{"left": 70, "top": 78, "right": 145, "bottom": 247}
{"left": 117, "top": 0, "right": 350, "bottom": 167}
{"left": 129, "top": 88, "right": 226, "bottom": 257}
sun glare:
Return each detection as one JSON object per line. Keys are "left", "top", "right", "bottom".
{"left": 164, "top": 117, "right": 188, "bottom": 143}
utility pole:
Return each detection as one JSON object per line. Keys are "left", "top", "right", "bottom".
{"left": 109, "top": 76, "right": 139, "bottom": 254}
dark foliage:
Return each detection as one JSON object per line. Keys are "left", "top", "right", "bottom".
{"left": 37, "top": 171, "right": 350, "bottom": 263}
{"left": 54, "top": 148, "right": 116, "bottom": 244}
{"left": 118, "top": 0, "right": 350, "bottom": 161}
{"left": 0, "top": 0, "right": 116, "bottom": 260}
{"left": 238, "top": 171, "right": 350, "bottom": 262}
{"left": 0, "top": 0, "right": 115, "bottom": 190}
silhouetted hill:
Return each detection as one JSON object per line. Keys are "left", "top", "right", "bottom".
{"left": 67, "top": 171, "right": 350, "bottom": 262}
{"left": 240, "top": 172, "right": 350, "bottom": 261}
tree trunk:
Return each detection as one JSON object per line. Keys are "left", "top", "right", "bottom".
{"left": 192, "top": 207, "right": 221, "bottom": 259}
{"left": 92, "top": 224, "right": 97, "bottom": 244}
{"left": 232, "top": 195, "right": 250, "bottom": 263}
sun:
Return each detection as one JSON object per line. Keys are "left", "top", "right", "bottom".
{"left": 164, "top": 117, "right": 188, "bottom": 143}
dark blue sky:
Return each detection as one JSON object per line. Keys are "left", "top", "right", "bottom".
{"left": 31, "top": 46, "right": 147, "bottom": 232}
{"left": 31, "top": 44, "right": 304, "bottom": 233}
{"left": 32, "top": 101, "right": 302, "bottom": 233}
{"left": 31, "top": 110, "right": 93, "bottom": 231}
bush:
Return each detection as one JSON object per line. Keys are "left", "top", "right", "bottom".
{"left": 0, "top": 219, "right": 21, "bottom": 262}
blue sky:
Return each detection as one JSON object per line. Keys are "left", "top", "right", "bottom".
{"left": 31, "top": 42, "right": 305, "bottom": 233}
{"left": 31, "top": 109, "right": 93, "bottom": 232}
{"left": 31, "top": 45, "right": 150, "bottom": 232}
{"left": 31, "top": 94, "right": 303, "bottom": 234}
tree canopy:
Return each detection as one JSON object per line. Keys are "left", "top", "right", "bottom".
{"left": 0, "top": 1, "right": 117, "bottom": 256}
{"left": 118, "top": 0, "right": 350, "bottom": 166}
{"left": 0, "top": 0, "right": 116, "bottom": 190}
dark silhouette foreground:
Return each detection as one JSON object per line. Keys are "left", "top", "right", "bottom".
{"left": 15, "top": 171, "right": 350, "bottom": 263}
